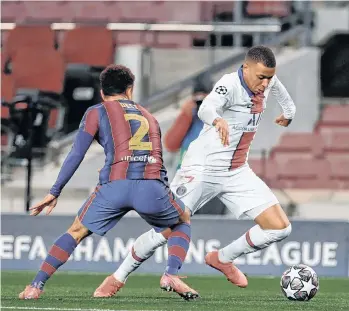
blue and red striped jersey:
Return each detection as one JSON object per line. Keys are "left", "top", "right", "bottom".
{"left": 50, "top": 100, "right": 168, "bottom": 197}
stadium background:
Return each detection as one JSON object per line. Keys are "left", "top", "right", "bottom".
{"left": 1, "top": 0, "right": 349, "bottom": 285}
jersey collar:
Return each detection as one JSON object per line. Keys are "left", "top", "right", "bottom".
{"left": 238, "top": 66, "right": 254, "bottom": 97}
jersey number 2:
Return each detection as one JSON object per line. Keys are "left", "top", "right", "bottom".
{"left": 124, "top": 114, "right": 153, "bottom": 150}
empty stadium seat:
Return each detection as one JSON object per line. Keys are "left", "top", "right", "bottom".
{"left": 318, "top": 105, "right": 349, "bottom": 127}
{"left": 3, "top": 25, "right": 56, "bottom": 64}
{"left": 246, "top": 1, "right": 291, "bottom": 17}
{"left": 61, "top": 26, "right": 114, "bottom": 66}
{"left": 270, "top": 133, "right": 324, "bottom": 167}
{"left": 277, "top": 159, "right": 331, "bottom": 189}
{"left": 12, "top": 47, "right": 64, "bottom": 93}
{"left": 1, "top": 73, "right": 15, "bottom": 104}
{"left": 329, "top": 159, "right": 349, "bottom": 189}
{"left": 323, "top": 132, "right": 349, "bottom": 153}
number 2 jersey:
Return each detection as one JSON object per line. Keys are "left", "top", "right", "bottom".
{"left": 180, "top": 67, "right": 296, "bottom": 173}
{"left": 50, "top": 99, "right": 167, "bottom": 197}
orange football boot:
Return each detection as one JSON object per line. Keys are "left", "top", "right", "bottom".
{"left": 93, "top": 275, "right": 124, "bottom": 298}
{"left": 160, "top": 273, "right": 199, "bottom": 300}
{"left": 19, "top": 285, "right": 43, "bottom": 300}
{"left": 205, "top": 251, "right": 248, "bottom": 288}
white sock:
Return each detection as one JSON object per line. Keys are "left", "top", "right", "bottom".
{"left": 113, "top": 229, "right": 167, "bottom": 282}
{"left": 218, "top": 224, "right": 292, "bottom": 263}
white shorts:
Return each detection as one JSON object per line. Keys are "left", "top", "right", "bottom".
{"left": 170, "top": 164, "right": 279, "bottom": 220}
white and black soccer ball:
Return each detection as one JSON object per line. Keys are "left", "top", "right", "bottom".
{"left": 280, "top": 264, "right": 319, "bottom": 301}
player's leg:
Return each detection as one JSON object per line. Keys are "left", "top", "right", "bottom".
{"left": 147, "top": 186, "right": 199, "bottom": 300}
{"left": 113, "top": 227, "right": 170, "bottom": 284}
{"left": 19, "top": 216, "right": 92, "bottom": 299}
{"left": 218, "top": 202, "right": 291, "bottom": 262}
{"left": 20, "top": 182, "right": 129, "bottom": 300}
{"left": 206, "top": 167, "right": 291, "bottom": 287}
{"left": 125, "top": 180, "right": 201, "bottom": 299}
{"left": 108, "top": 172, "right": 218, "bottom": 287}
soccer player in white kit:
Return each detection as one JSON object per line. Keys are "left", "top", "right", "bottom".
{"left": 94, "top": 46, "right": 295, "bottom": 297}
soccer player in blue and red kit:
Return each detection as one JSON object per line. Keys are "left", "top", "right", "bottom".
{"left": 19, "top": 65, "right": 199, "bottom": 301}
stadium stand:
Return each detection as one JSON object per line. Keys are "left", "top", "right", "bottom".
{"left": 250, "top": 104, "right": 349, "bottom": 190}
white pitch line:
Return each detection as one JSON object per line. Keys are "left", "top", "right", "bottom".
{"left": 2, "top": 307, "right": 159, "bottom": 311}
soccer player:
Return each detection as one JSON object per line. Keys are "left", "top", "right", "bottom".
{"left": 18, "top": 65, "right": 199, "bottom": 301}
{"left": 94, "top": 46, "right": 296, "bottom": 296}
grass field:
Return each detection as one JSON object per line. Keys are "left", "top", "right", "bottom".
{"left": 1, "top": 271, "right": 348, "bottom": 311}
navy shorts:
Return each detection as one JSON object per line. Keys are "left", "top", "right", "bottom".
{"left": 77, "top": 179, "right": 185, "bottom": 236}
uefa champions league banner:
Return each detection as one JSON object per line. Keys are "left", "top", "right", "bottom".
{"left": 1, "top": 214, "right": 349, "bottom": 277}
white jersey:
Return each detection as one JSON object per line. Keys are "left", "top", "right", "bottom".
{"left": 181, "top": 70, "right": 296, "bottom": 173}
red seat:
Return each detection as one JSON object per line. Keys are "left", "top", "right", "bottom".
{"left": 246, "top": 1, "right": 291, "bottom": 17}
{"left": 11, "top": 47, "right": 65, "bottom": 132}
{"left": 61, "top": 26, "right": 114, "bottom": 66}
{"left": 12, "top": 47, "right": 64, "bottom": 93}
{"left": 329, "top": 159, "right": 349, "bottom": 189}
{"left": 270, "top": 133, "right": 324, "bottom": 168}
{"left": 318, "top": 105, "right": 349, "bottom": 127}
{"left": 330, "top": 159, "right": 349, "bottom": 180}
{"left": 323, "top": 132, "right": 349, "bottom": 153}
{"left": 4, "top": 25, "right": 56, "bottom": 63}
{"left": 1, "top": 73, "right": 15, "bottom": 104}
{"left": 271, "top": 133, "right": 324, "bottom": 155}
{"left": 278, "top": 159, "right": 331, "bottom": 189}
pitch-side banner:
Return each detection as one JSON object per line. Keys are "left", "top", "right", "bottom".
{"left": 1, "top": 215, "right": 348, "bottom": 277}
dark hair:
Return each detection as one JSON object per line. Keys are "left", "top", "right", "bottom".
{"left": 193, "top": 74, "right": 213, "bottom": 94}
{"left": 246, "top": 45, "right": 276, "bottom": 68}
{"left": 99, "top": 64, "right": 135, "bottom": 96}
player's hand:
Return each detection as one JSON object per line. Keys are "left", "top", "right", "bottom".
{"left": 213, "top": 118, "right": 229, "bottom": 146}
{"left": 275, "top": 114, "right": 292, "bottom": 127}
{"left": 29, "top": 194, "right": 58, "bottom": 216}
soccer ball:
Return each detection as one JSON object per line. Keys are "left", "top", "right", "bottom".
{"left": 280, "top": 264, "right": 319, "bottom": 301}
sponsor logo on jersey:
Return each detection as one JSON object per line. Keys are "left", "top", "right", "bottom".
{"left": 231, "top": 124, "right": 258, "bottom": 132}
{"left": 121, "top": 155, "right": 157, "bottom": 163}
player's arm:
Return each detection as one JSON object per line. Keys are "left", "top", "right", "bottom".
{"left": 198, "top": 75, "right": 232, "bottom": 146}
{"left": 271, "top": 75, "right": 296, "bottom": 127}
{"left": 164, "top": 99, "right": 195, "bottom": 152}
{"left": 30, "top": 108, "right": 99, "bottom": 216}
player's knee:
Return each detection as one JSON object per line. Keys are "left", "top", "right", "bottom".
{"left": 179, "top": 207, "right": 191, "bottom": 224}
{"left": 273, "top": 223, "right": 292, "bottom": 242}
{"left": 67, "top": 217, "right": 91, "bottom": 243}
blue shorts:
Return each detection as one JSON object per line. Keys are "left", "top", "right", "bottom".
{"left": 77, "top": 179, "right": 185, "bottom": 236}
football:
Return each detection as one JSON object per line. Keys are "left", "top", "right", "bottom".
{"left": 280, "top": 264, "right": 319, "bottom": 301}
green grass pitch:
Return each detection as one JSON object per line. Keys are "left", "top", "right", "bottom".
{"left": 1, "top": 271, "right": 349, "bottom": 311}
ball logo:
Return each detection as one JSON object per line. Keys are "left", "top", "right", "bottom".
{"left": 215, "top": 86, "right": 228, "bottom": 95}
{"left": 176, "top": 185, "right": 187, "bottom": 196}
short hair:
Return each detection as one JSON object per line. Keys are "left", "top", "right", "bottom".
{"left": 99, "top": 64, "right": 135, "bottom": 96}
{"left": 246, "top": 45, "right": 276, "bottom": 68}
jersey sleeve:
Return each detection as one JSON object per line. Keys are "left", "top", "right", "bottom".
{"left": 198, "top": 74, "right": 233, "bottom": 125}
{"left": 270, "top": 75, "right": 296, "bottom": 120}
{"left": 50, "top": 107, "right": 99, "bottom": 197}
